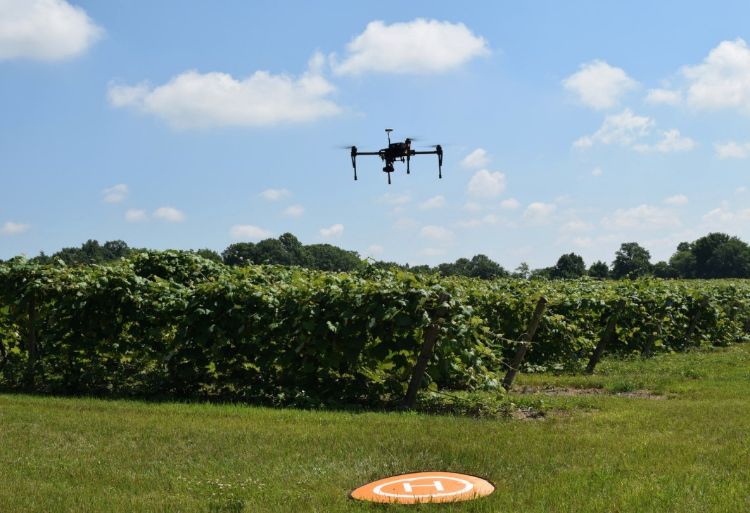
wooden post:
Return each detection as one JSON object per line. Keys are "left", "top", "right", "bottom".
{"left": 502, "top": 297, "right": 548, "bottom": 391}
{"left": 403, "top": 323, "right": 440, "bottom": 409}
{"left": 684, "top": 299, "right": 706, "bottom": 347}
{"left": 586, "top": 304, "right": 621, "bottom": 374}
{"left": 24, "top": 297, "right": 38, "bottom": 387}
{"left": 641, "top": 322, "right": 662, "bottom": 359}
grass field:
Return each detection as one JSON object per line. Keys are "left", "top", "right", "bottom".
{"left": 1, "top": 345, "right": 749, "bottom": 513}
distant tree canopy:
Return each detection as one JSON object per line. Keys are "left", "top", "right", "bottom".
{"left": 550, "top": 253, "right": 586, "bottom": 279}
{"left": 222, "top": 233, "right": 363, "bottom": 272}
{"left": 436, "top": 254, "right": 508, "bottom": 280}
{"left": 668, "top": 233, "right": 750, "bottom": 278}
{"left": 612, "top": 242, "right": 652, "bottom": 279}
{"left": 13, "top": 231, "right": 750, "bottom": 280}
{"left": 588, "top": 260, "right": 610, "bottom": 279}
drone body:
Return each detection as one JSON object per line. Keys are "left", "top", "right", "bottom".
{"left": 348, "top": 129, "right": 443, "bottom": 184}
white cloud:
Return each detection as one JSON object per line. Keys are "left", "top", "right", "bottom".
{"left": 573, "top": 109, "right": 654, "bottom": 149}
{"left": 153, "top": 207, "right": 185, "bottom": 223}
{"left": 366, "top": 244, "right": 384, "bottom": 256}
{"left": 737, "top": 186, "right": 747, "bottom": 194}
{"left": 523, "top": 202, "right": 556, "bottom": 224}
{"left": 601, "top": 204, "right": 680, "bottom": 230}
{"left": 125, "top": 209, "right": 147, "bottom": 222}
{"left": 645, "top": 88, "right": 682, "bottom": 106}
{"left": 563, "top": 60, "right": 637, "bottom": 110}
{"left": 683, "top": 38, "right": 750, "bottom": 114}
{"left": 591, "top": 167, "right": 603, "bottom": 176}
{"left": 460, "top": 148, "right": 489, "bottom": 169}
{"left": 0, "top": 0, "right": 102, "bottom": 61}
{"left": 380, "top": 192, "right": 411, "bottom": 206}
{"left": 701, "top": 204, "right": 750, "bottom": 232}
{"left": 420, "top": 247, "right": 446, "bottom": 257}
{"left": 467, "top": 169, "right": 506, "bottom": 198}
{"left": 102, "top": 183, "right": 128, "bottom": 204}
{"left": 715, "top": 140, "right": 750, "bottom": 159}
{"left": 663, "top": 194, "right": 689, "bottom": 206}
{"left": 332, "top": 19, "right": 489, "bottom": 75}
{"left": 230, "top": 224, "right": 272, "bottom": 241}
{"left": 634, "top": 129, "right": 696, "bottom": 153}
{"left": 419, "top": 195, "right": 445, "bottom": 210}
{"left": 393, "top": 217, "right": 419, "bottom": 231}
{"left": 560, "top": 219, "right": 593, "bottom": 233}
{"left": 454, "top": 214, "right": 507, "bottom": 229}
{"left": 320, "top": 223, "right": 344, "bottom": 238}
{"left": 283, "top": 204, "right": 304, "bottom": 218}
{"left": 108, "top": 53, "right": 340, "bottom": 129}
{"left": 463, "top": 201, "right": 482, "bottom": 212}
{"left": 419, "top": 225, "right": 453, "bottom": 242}
{"left": 260, "top": 188, "right": 290, "bottom": 201}
{"left": 500, "top": 198, "right": 520, "bottom": 210}
{"left": 1, "top": 221, "right": 29, "bottom": 235}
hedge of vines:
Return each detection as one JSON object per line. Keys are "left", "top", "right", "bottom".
{"left": 1, "top": 251, "right": 749, "bottom": 406}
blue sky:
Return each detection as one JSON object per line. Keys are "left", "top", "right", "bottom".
{"left": 2, "top": 1, "right": 750, "bottom": 269}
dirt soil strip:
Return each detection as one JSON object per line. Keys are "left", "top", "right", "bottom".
{"left": 513, "top": 386, "right": 667, "bottom": 399}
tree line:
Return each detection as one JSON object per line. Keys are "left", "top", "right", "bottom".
{"left": 8, "top": 231, "right": 750, "bottom": 280}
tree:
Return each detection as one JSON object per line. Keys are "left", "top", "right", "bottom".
{"left": 652, "top": 261, "right": 674, "bottom": 278}
{"left": 278, "top": 232, "right": 309, "bottom": 266}
{"left": 669, "top": 242, "right": 696, "bottom": 278}
{"left": 612, "top": 242, "right": 652, "bottom": 279}
{"left": 550, "top": 253, "right": 586, "bottom": 279}
{"left": 468, "top": 254, "right": 508, "bottom": 279}
{"left": 222, "top": 242, "right": 256, "bottom": 266}
{"left": 588, "top": 260, "right": 609, "bottom": 279}
{"left": 691, "top": 233, "right": 750, "bottom": 278}
{"left": 305, "top": 244, "right": 362, "bottom": 271}
{"left": 192, "top": 248, "right": 223, "bottom": 263}
{"left": 513, "top": 262, "right": 530, "bottom": 279}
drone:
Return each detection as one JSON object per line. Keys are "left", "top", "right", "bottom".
{"left": 347, "top": 129, "right": 443, "bottom": 184}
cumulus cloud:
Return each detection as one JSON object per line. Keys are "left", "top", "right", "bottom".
{"left": 283, "top": 204, "right": 304, "bottom": 217}
{"left": 332, "top": 19, "right": 489, "bottom": 75}
{"left": 230, "top": 224, "right": 272, "bottom": 241}
{"left": 663, "top": 194, "right": 689, "bottom": 206}
{"left": 601, "top": 204, "right": 680, "bottom": 230}
{"left": 0, "top": 0, "right": 102, "bottom": 61}
{"left": 701, "top": 204, "right": 750, "bottom": 233}
{"left": 419, "top": 195, "right": 445, "bottom": 210}
{"left": 102, "top": 183, "right": 128, "bottom": 204}
{"left": 366, "top": 244, "right": 384, "bottom": 256}
{"left": 320, "top": 223, "right": 344, "bottom": 238}
{"left": 633, "top": 129, "right": 696, "bottom": 153}
{"left": 1, "top": 221, "right": 30, "bottom": 235}
{"left": 645, "top": 88, "right": 682, "bottom": 106}
{"left": 153, "top": 207, "right": 185, "bottom": 222}
{"left": 591, "top": 167, "right": 603, "bottom": 176}
{"left": 260, "top": 188, "right": 290, "bottom": 201}
{"left": 523, "top": 202, "right": 556, "bottom": 224}
{"left": 683, "top": 38, "right": 750, "bottom": 114}
{"left": 108, "top": 53, "right": 341, "bottom": 129}
{"left": 715, "top": 140, "right": 750, "bottom": 159}
{"left": 125, "top": 209, "right": 147, "bottom": 222}
{"left": 500, "top": 198, "right": 520, "bottom": 210}
{"left": 460, "top": 148, "right": 489, "bottom": 169}
{"left": 563, "top": 60, "right": 637, "bottom": 110}
{"left": 419, "top": 225, "right": 454, "bottom": 242}
{"left": 573, "top": 109, "right": 654, "bottom": 149}
{"left": 379, "top": 192, "right": 411, "bottom": 206}
{"left": 467, "top": 169, "right": 506, "bottom": 198}
{"left": 560, "top": 219, "right": 594, "bottom": 233}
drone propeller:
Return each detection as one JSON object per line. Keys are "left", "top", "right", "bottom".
{"left": 336, "top": 144, "right": 357, "bottom": 149}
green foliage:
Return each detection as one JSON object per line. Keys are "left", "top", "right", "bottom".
{"left": 551, "top": 253, "right": 586, "bottom": 279}
{"left": 612, "top": 242, "right": 652, "bottom": 279}
{"left": 588, "top": 260, "right": 610, "bottom": 279}
{"left": 1, "top": 254, "right": 749, "bottom": 408}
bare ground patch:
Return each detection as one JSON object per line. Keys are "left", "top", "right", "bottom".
{"left": 513, "top": 385, "right": 667, "bottom": 399}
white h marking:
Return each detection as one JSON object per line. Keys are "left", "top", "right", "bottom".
{"left": 403, "top": 480, "right": 444, "bottom": 493}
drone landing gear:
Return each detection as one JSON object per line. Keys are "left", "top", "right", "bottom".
{"left": 383, "top": 163, "right": 395, "bottom": 184}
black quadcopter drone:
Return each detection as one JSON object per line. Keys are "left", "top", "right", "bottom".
{"left": 346, "top": 129, "right": 443, "bottom": 184}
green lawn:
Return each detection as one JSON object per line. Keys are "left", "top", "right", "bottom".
{"left": 2, "top": 345, "right": 749, "bottom": 513}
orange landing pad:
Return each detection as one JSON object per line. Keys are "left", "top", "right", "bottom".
{"left": 350, "top": 471, "right": 494, "bottom": 504}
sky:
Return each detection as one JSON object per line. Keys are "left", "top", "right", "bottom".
{"left": 2, "top": 0, "right": 750, "bottom": 269}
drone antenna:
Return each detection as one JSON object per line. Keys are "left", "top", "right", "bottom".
{"left": 385, "top": 128, "right": 393, "bottom": 145}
